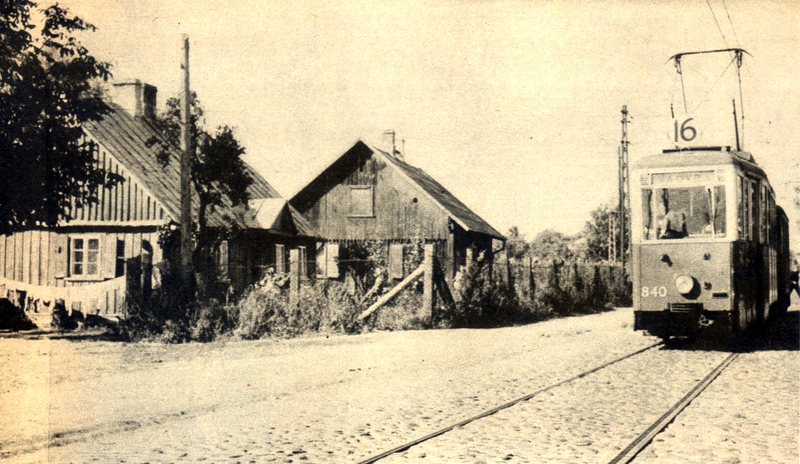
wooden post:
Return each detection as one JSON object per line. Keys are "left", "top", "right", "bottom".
{"left": 179, "top": 35, "right": 193, "bottom": 284}
{"left": 289, "top": 248, "right": 300, "bottom": 308}
{"left": 445, "top": 231, "right": 455, "bottom": 289}
{"left": 528, "top": 256, "right": 535, "bottom": 298}
{"left": 126, "top": 256, "right": 142, "bottom": 312}
{"left": 422, "top": 243, "right": 434, "bottom": 320}
{"left": 505, "top": 249, "right": 513, "bottom": 288}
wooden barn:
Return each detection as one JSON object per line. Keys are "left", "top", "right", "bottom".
{"left": 0, "top": 81, "right": 314, "bottom": 327}
{"left": 289, "top": 138, "right": 505, "bottom": 287}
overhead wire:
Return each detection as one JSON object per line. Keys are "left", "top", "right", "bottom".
{"left": 705, "top": 0, "right": 735, "bottom": 62}
{"left": 721, "top": 0, "right": 746, "bottom": 147}
{"left": 713, "top": 0, "right": 745, "bottom": 147}
{"left": 690, "top": 53, "right": 737, "bottom": 115}
{"left": 720, "top": 0, "right": 741, "bottom": 48}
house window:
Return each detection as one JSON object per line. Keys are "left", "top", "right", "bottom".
{"left": 115, "top": 239, "right": 126, "bottom": 277}
{"left": 349, "top": 186, "right": 374, "bottom": 217}
{"left": 71, "top": 237, "right": 100, "bottom": 277}
{"left": 316, "top": 242, "right": 340, "bottom": 278}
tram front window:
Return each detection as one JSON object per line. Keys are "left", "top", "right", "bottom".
{"left": 642, "top": 186, "right": 726, "bottom": 240}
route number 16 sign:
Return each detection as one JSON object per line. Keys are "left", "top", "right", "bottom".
{"left": 673, "top": 118, "right": 697, "bottom": 143}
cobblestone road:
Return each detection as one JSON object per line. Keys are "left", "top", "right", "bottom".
{"left": 1, "top": 308, "right": 797, "bottom": 463}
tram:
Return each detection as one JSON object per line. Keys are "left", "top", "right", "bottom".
{"left": 631, "top": 147, "right": 790, "bottom": 339}
{"left": 631, "top": 49, "right": 791, "bottom": 340}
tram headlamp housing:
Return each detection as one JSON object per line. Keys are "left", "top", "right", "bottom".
{"left": 674, "top": 275, "right": 695, "bottom": 295}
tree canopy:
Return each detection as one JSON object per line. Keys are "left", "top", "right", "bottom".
{"left": 582, "top": 203, "right": 628, "bottom": 263}
{"left": 148, "top": 92, "right": 252, "bottom": 274}
{"left": 505, "top": 226, "right": 529, "bottom": 262}
{"left": 529, "top": 229, "right": 575, "bottom": 263}
{"left": 0, "top": 1, "right": 120, "bottom": 234}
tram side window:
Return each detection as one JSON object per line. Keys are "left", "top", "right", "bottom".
{"left": 642, "top": 189, "right": 654, "bottom": 240}
{"left": 713, "top": 186, "right": 726, "bottom": 236}
{"left": 738, "top": 177, "right": 749, "bottom": 240}
{"left": 641, "top": 186, "right": 725, "bottom": 240}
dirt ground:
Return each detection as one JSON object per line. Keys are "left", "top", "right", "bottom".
{"left": 0, "top": 308, "right": 797, "bottom": 463}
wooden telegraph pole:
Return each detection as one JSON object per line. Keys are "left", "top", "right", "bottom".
{"left": 180, "top": 35, "right": 193, "bottom": 283}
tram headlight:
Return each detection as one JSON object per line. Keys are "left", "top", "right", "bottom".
{"left": 674, "top": 275, "right": 695, "bottom": 295}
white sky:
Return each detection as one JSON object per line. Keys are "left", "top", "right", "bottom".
{"left": 59, "top": 0, "right": 799, "bottom": 246}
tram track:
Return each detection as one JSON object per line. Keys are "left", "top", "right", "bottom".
{"left": 358, "top": 342, "right": 742, "bottom": 464}
{"left": 357, "top": 341, "right": 665, "bottom": 464}
{"left": 608, "top": 352, "right": 739, "bottom": 464}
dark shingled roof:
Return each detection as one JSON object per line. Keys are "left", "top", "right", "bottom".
{"left": 83, "top": 103, "right": 286, "bottom": 230}
{"left": 374, "top": 146, "right": 504, "bottom": 240}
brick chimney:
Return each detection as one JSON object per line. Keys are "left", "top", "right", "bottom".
{"left": 109, "top": 80, "right": 157, "bottom": 118}
{"left": 382, "top": 130, "right": 405, "bottom": 161}
{"left": 382, "top": 130, "right": 395, "bottom": 156}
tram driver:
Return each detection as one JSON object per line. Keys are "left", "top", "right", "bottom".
{"left": 658, "top": 210, "right": 688, "bottom": 239}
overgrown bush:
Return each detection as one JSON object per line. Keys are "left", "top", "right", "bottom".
{"left": 369, "top": 281, "right": 429, "bottom": 331}
{"left": 120, "top": 272, "right": 195, "bottom": 342}
{"left": 493, "top": 258, "right": 631, "bottom": 324}
{"left": 605, "top": 265, "right": 633, "bottom": 307}
{"left": 540, "top": 259, "right": 567, "bottom": 315}
{"left": 232, "top": 278, "right": 361, "bottom": 339}
{"left": 450, "top": 258, "right": 519, "bottom": 328}
{"left": 191, "top": 298, "right": 237, "bottom": 342}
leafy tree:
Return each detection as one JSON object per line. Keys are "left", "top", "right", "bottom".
{"left": 149, "top": 93, "right": 252, "bottom": 282}
{"left": 0, "top": 1, "right": 120, "bottom": 234}
{"left": 506, "top": 226, "right": 529, "bottom": 262}
{"left": 529, "top": 229, "right": 574, "bottom": 262}
{"left": 581, "top": 203, "right": 629, "bottom": 263}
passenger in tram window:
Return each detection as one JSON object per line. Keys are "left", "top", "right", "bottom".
{"left": 658, "top": 210, "right": 688, "bottom": 239}
{"left": 702, "top": 212, "right": 713, "bottom": 235}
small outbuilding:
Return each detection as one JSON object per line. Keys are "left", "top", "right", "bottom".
{"left": 289, "top": 138, "right": 505, "bottom": 287}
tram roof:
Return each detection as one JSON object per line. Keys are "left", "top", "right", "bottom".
{"left": 633, "top": 149, "right": 766, "bottom": 178}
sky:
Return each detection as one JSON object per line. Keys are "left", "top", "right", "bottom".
{"left": 58, "top": 0, "right": 799, "bottom": 246}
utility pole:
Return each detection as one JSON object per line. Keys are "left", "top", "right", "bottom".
{"left": 609, "top": 212, "right": 617, "bottom": 263}
{"left": 618, "top": 105, "right": 630, "bottom": 273}
{"left": 180, "top": 35, "right": 193, "bottom": 283}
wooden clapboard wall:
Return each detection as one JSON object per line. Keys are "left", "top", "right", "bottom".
{"left": 0, "top": 141, "right": 169, "bottom": 288}
{"left": 67, "top": 146, "right": 169, "bottom": 225}
{"left": 0, "top": 229, "right": 162, "bottom": 288}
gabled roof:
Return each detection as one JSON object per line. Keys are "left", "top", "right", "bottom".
{"left": 290, "top": 140, "right": 505, "bottom": 240}
{"left": 240, "top": 198, "right": 315, "bottom": 236}
{"left": 83, "top": 103, "right": 291, "bottom": 231}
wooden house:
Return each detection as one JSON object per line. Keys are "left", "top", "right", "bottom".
{"left": 0, "top": 81, "right": 314, "bottom": 327}
{"left": 289, "top": 139, "right": 505, "bottom": 286}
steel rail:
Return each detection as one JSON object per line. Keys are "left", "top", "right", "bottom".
{"left": 608, "top": 352, "right": 740, "bottom": 464}
{"left": 357, "top": 341, "right": 664, "bottom": 464}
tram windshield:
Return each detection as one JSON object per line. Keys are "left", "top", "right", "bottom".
{"left": 641, "top": 186, "right": 726, "bottom": 240}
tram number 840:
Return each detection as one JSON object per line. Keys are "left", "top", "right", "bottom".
{"left": 642, "top": 286, "right": 668, "bottom": 297}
